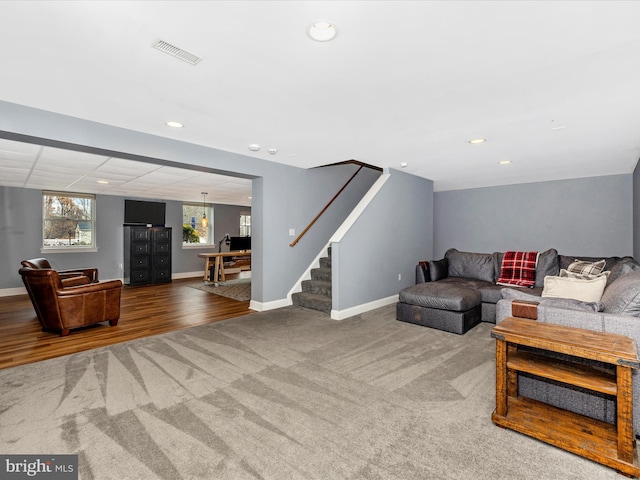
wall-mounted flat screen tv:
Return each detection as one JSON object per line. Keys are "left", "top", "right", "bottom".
{"left": 229, "top": 236, "right": 251, "bottom": 251}
{"left": 124, "top": 200, "right": 166, "bottom": 226}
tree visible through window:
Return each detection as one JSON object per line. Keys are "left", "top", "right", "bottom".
{"left": 42, "top": 191, "right": 95, "bottom": 248}
{"left": 182, "top": 203, "right": 212, "bottom": 244}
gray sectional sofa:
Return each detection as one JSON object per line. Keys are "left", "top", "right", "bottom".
{"left": 397, "top": 247, "right": 640, "bottom": 435}
{"left": 396, "top": 247, "right": 639, "bottom": 333}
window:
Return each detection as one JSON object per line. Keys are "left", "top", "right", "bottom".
{"left": 42, "top": 191, "right": 95, "bottom": 249}
{"left": 182, "top": 203, "right": 212, "bottom": 245}
{"left": 240, "top": 214, "right": 251, "bottom": 237}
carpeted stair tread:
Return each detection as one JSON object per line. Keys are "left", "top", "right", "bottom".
{"left": 292, "top": 291, "right": 332, "bottom": 313}
{"left": 302, "top": 279, "right": 332, "bottom": 296}
{"left": 310, "top": 267, "right": 331, "bottom": 282}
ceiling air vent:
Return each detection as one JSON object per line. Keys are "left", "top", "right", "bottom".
{"left": 152, "top": 40, "right": 202, "bottom": 65}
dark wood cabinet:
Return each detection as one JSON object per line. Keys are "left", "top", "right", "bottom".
{"left": 124, "top": 226, "right": 172, "bottom": 285}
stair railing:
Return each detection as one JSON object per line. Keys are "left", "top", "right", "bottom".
{"left": 289, "top": 164, "right": 365, "bottom": 247}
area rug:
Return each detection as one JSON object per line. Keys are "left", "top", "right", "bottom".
{"left": 0, "top": 305, "right": 623, "bottom": 479}
{"left": 188, "top": 277, "right": 251, "bottom": 301}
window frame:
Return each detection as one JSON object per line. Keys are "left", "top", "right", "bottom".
{"left": 41, "top": 190, "right": 97, "bottom": 253}
{"left": 240, "top": 213, "right": 251, "bottom": 237}
{"left": 182, "top": 202, "right": 214, "bottom": 247}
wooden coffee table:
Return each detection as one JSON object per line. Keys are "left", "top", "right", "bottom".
{"left": 491, "top": 317, "right": 640, "bottom": 477}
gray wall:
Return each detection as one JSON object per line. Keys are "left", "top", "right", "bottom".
{"left": 333, "top": 169, "right": 434, "bottom": 310}
{"left": 434, "top": 174, "right": 633, "bottom": 258}
{"left": 0, "top": 100, "right": 381, "bottom": 303}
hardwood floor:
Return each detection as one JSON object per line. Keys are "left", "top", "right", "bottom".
{"left": 0, "top": 277, "right": 253, "bottom": 370}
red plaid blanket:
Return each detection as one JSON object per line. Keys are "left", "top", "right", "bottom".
{"left": 496, "top": 251, "right": 539, "bottom": 287}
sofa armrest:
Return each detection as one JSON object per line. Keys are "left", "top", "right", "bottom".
{"left": 416, "top": 261, "right": 430, "bottom": 283}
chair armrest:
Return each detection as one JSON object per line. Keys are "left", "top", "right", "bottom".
{"left": 57, "top": 279, "right": 122, "bottom": 296}
{"left": 61, "top": 275, "right": 92, "bottom": 287}
{"left": 58, "top": 268, "right": 99, "bottom": 282}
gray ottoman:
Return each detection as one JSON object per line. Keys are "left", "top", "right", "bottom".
{"left": 396, "top": 282, "right": 482, "bottom": 334}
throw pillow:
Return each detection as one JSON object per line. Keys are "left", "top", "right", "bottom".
{"left": 566, "top": 259, "right": 606, "bottom": 276}
{"left": 496, "top": 251, "right": 539, "bottom": 287}
{"left": 542, "top": 275, "right": 607, "bottom": 303}
{"left": 501, "top": 287, "right": 603, "bottom": 312}
{"left": 559, "top": 269, "right": 611, "bottom": 280}
{"left": 534, "top": 248, "right": 559, "bottom": 288}
{"left": 445, "top": 248, "right": 495, "bottom": 283}
{"left": 428, "top": 258, "right": 449, "bottom": 282}
{"left": 601, "top": 269, "right": 640, "bottom": 316}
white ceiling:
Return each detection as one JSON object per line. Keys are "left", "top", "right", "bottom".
{"left": 1, "top": 0, "right": 640, "bottom": 195}
{"left": 0, "top": 138, "right": 253, "bottom": 205}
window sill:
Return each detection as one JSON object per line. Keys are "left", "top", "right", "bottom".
{"left": 41, "top": 247, "right": 99, "bottom": 254}
{"left": 182, "top": 244, "right": 214, "bottom": 249}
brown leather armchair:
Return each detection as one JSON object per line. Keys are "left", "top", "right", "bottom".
{"left": 19, "top": 263, "right": 122, "bottom": 336}
{"left": 21, "top": 258, "right": 99, "bottom": 287}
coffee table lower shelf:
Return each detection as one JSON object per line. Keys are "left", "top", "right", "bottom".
{"left": 492, "top": 395, "right": 640, "bottom": 477}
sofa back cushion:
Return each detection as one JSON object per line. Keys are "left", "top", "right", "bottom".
{"left": 534, "top": 248, "right": 559, "bottom": 288}
{"left": 445, "top": 248, "right": 495, "bottom": 283}
{"left": 601, "top": 269, "right": 640, "bottom": 316}
{"left": 606, "top": 257, "right": 640, "bottom": 286}
{"left": 428, "top": 258, "right": 449, "bottom": 282}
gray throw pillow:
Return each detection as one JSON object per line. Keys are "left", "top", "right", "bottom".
{"left": 534, "top": 248, "right": 559, "bottom": 288}
{"left": 601, "top": 269, "right": 640, "bottom": 316}
{"left": 428, "top": 258, "right": 448, "bottom": 282}
{"left": 445, "top": 248, "right": 495, "bottom": 283}
{"left": 501, "top": 287, "right": 603, "bottom": 312}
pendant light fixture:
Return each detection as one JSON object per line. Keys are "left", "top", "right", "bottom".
{"left": 201, "top": 192, "right": 208, "bottom": 227}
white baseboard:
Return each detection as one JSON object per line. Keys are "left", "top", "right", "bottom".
{"left": 0, "top": 286, "right": 27, "bottom": 297}
{"left": 249, "top": 298, "right": 291, "bottom": 312}
{"left": 172, "top": 271, "right": 203, "bottom": 280}
{"left": 330, "top": 294, "right": 399, "bottom": 321}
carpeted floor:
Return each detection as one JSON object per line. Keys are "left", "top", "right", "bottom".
{"left": 188, "top": 277, "right": 251, "bottom": 301}
{"left": 0, "top": 304, "right": 625, "bottom": 479}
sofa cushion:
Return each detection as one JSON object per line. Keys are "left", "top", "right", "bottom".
{"left": 601, "top": 269, "right": 640, "bottom": 316}
{"left": 399, "top": 282, "right": 481, "bottom": 312}
{"left": 534, "top": 248, "right": 559, "bottom": 288}
{"left": 607, "top": 257, "right": 640, "bottom": 286}
{"left": 445, "top": 248, "right": 495, "bottom": 283}
{"left": 501, "top": 288, "right": 603, "bottom": 312}
{"left": 542, "top": 274, "right": 607, "bottom": 303}
{"left": 428, "top": 258, "right": 448, "bottom": 282}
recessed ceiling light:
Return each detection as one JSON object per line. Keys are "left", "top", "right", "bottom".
{"left": 400, "top": 162, "right": 408, "bottom": 168}
{"left": 97, "top": 180, "right": 109, "bottom": 184}
{"left": 248, "top": 144, "right": 261, "bottom": 151}
{"left": 469, "top": 138, "right": 486, "bottom": 144}
{"left": 308, "top": 22, "right": 338, "bottom": 42}
{"left": 166, "top": 121, "right": 183, "bottom": 128}
{"left": 267, "top": 148, "right": 278, "bottom": 155}
{"left": 498, "top": 160, "right": 512, "bottom": 165}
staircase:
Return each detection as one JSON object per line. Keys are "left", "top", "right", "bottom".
{"left": 292, "top": 248, "right": 332, "bottom": 313}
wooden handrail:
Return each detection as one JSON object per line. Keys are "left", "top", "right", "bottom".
{"left": 290, "top": 165, "right": 364, "bottom": 247}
